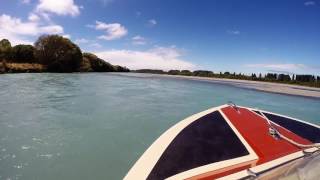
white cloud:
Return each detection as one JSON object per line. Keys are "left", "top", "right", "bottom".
{"left": 244, "top": 63, "right": 306, "bottom": 70}
{"left": 0, "top": 14, "right": 63, "bottom": 36}
{"left": 39, "top": 25, "right": 64, "bottom": 34}
{"left": 0, "top": 32, "right": 33, "bottom": 45}
{"left": 148, "top": 19, "right": 157, "bottom": 27}
{"left": 75, "top": 38, "right": 89, "bottom": 44}
{"left": 132, "top": 35, "right": 146, "bottom": 45}
{"left": 95, "top": 46, "right": 195, "bottom": 70}
{"left": 227, "top": 30, "right": 240, "bottom": 35}
{"left": 74, "top": 38, "right": 102, "bottom": 49}
{"left": 304, "top": 1, "right": 316, "bottom": 6}
{"left": 1, "top": 1, "right": 76, "bottom": 45}
{"left": 21, "top": 0, "right": 31, "bottom": 4}
{"left": 62, "top": 34, "right": 71, "bottom": 38}
{"left": 89, "top": 43, "right": 102, "bottom": 48}
{"left": 91, "top": 21, "right": 128, "bottom": 40}
{"left": 74, "top": 38, "right": 102, "bottom": 50}
{"left": 36, "top": 0, "right": 81, "bottom": 17}
{"left": 0, "top": 14, "right": 64, "bottom": 45}
{"left": 28, "top": 13, "right": 40, "bottom": 22}
{"left": 40, "top": 12, "right": 52, "bottom": 21}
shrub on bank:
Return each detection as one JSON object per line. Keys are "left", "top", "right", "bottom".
{"left": 168, "top": 70, "right": 180, "bottom": 75}
{"left": 82, "top": 53, "right": 114, "bottom": 72}
{"left": 113, "top": 65, "right": 130, "bottom": 72}
{"left": 1, "top": 36, "right": 130, "bottom": 73}
{"left": 0, "top": 39, "right": 12, "bottom": 60}
{"left": 34, "top": 35, "right": 82, "bottom": 72}
{"left": 79, "top": 55, "right": 93, "bottom": 72}
{"left": 10, "top": 45, "right": 35, "bottom": 63}
{"left": 180, "top": 70, "right": 192, "bottom": 76}
{"left": 0, "top": 60, "right": 7, "bottom": 73}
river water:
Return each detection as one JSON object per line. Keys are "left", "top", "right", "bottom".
{"left": 0, "top": 73, "right": 319, "bottom": 180}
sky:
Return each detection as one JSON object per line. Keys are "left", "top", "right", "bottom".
{"left": 0, "top": 0, "right": 320, "bottom": 75}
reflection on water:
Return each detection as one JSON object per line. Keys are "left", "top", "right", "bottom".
{"left": 0, "top": 73, "right": 319, "bottom": 180}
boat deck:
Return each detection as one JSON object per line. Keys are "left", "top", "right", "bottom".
{"left": 124, "top": 104, "right": 320, "bottom": 180}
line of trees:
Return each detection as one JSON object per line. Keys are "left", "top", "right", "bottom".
{"left": 2, "top": 35, "right": 318, "bottom": 88}
{"left": 0, "top": 35, "right": 129, "bottom": 73}
{"left": 134, "top": 69, "right": 320, "bottom": 88}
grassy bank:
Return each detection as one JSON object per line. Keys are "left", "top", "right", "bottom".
{"left": 0, "top": 62, "right": 46, "bottom": 73}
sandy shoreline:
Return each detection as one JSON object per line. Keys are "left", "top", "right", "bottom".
{"left": 157, "top": 74, "right": 320, "bottom": 99}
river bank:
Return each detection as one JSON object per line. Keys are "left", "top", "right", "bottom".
{"left": 159, "top": 74, "right": 320, "bottom": 98}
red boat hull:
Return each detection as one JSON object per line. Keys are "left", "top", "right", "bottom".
{"left": 125, "top": 104, "right": 320, "bottom": 180}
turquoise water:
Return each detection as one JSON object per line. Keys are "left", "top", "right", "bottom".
{"left": 0, "top": 73, "right": 319, "bottom": 180}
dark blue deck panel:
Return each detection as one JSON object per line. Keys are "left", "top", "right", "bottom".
{"left": 264, "top": 113, "right": 320, "bottom": 143}
{"left": 253, "top": 110, "right": 263, "bottom": 116}
{"left": 146, "top": 111, "right": 249, "bottom": 180}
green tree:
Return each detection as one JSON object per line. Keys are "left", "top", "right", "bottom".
{"left": 11, "top": 45, "right": 35, "bottom": 63}
{"left": 180, "top": 70, "right": 192, "bottom": 76}
{"left": 34, "top": 35, "right": 82, "bottom": 72}
{"left": 251, "top": 73, "right": 257, "bottom": 80}
{"left": 168, "top": 70, "right": 180, "bottom": 75}
{"left": 0, "top": 39, "right": 12, "bottom": 60}
{"left": 278, "top": 74, "right": 291, "bottom": 82}
{"left": 82, "top": 53, "right": 114, "bottom": 72}
{"left": 193, "top": 70, "right": 213, "bottom": 77}
{"left": 224, "top": 72, "right": 230, "bottom": 76}
{"left": 79, "top": 55, "right": 93, "bottom": 72}
{"left": 266, "top": 73, "right": 277, "bottom": 81}
{"left": 113, "top": 65, "right": 130, "bottom": 72}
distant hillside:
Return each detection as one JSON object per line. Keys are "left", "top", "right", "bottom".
{"left": 0, "top": 35, "right": 130, "bottom": 73}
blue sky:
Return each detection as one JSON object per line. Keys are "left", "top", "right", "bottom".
{"left": 0, "top": 0, "right": 319, "bottom": 75}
